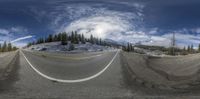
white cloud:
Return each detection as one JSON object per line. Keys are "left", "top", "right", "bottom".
{"left": 132, "top": 3, "right": 145, "bottom": 11}
{"left": 148, "top": 28, "right": 159, "bottom": 34}
{"left": 47, "top": 2, "right": 144, "bottom": 32}
{"left": 0, "top": 26, "right": 30, "bottom": 46}
{"left": 10, "top": 27, "right": 28, "bottom": 33}
{"left": 28, "top": 7, "right": 47, "bottom": 22}
{"left": 0, "top": 27, "right": 28, "bottom": 36}
{"left": 28, "top": 3, "right": 200, "bottom": 48}
{"left": 143, "top": 33, "right": 200, "bottom": 48}
{"left": 164, "top": 33, "right": 200, "bottom": 44}
{"left": 11, "top": 35, "right": 33, "bottom": 43}
{"left": 55, "top": 4, "right": 169, "bottom": 46}
{"left": 64, "top": 16, "right": 130, "bottom": 39}
{"left": 26, "top": 1, "right": 200, "bottom": 48}
{"left": 142, "top": 36, "right": 171, "bottom": 47}
{"left": 191, "top": 28, "right": 200, "bottom": 34}
{"left": 27, "top": 1, "right": 150, "bottom": 46}
{"left": 55, "top": 4, "right": 144, "bottom": 43}
{"left": 196, "top": 28, "right": 200, "bottom": 33}
{"left": 0, "top": 28, "right": 9, "bottom": 35}
{"left": 111, "top": 1, "right": 144, "bottom": 12}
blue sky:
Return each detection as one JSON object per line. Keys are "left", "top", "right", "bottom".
{"left": 0, "top": 0, "right": 200, "bottom": 48}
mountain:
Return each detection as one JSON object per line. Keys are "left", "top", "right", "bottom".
{"left": 104, "top": 39, "right": 127, "bottom": 46}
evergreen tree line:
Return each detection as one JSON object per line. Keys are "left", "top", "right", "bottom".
{"left": 181, "top": 44, "right": 200, "bottom": 54}
{"left": 122, "top": 43, "right": 134, "bottom": 52}
{"left": 0, "top": 41, "right": 17, "bottom": 52}
{"left": 123, "top": 43, "right": 200, "bottom": 55}
{"left": 27, "top": 31, "right": 111, "bottom": 47}
{"left": 167, "top": 44, "right": 199, "bottom": 55}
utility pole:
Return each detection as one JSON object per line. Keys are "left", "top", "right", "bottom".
{"left": 171, "top": 32, "right": 176, "bottom": 55}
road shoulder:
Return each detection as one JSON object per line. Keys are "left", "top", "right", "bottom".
{"left": 0, "top": 51, "right": 19, "bottom": 81}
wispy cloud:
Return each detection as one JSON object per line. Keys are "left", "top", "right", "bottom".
{"left": 0, "top": 26, "right": 31, "bottom": 46}
{"left": 11, "top": 35, "right": 33, "bottom": 43}
{"left": 140, "top": 31, "right": 200, "bottom": 48}
{"left": 27, "top": 1, "right": 148, "bottom": 45}
{"left": 26, "top": 6, "right": 48, "bottom": 23}
{"left": 25, "top": 1, "right": 200, "bottom": 48}
{"left": 64, "top": 15, "right": 131, "bottom": 39}
{"left": 10, "top": 27, "right": 28, "bottom": 33}
{"left": 0, "top": 27, "right": 28, "bottom": 36}
{"left": 56, "top": 4, "right": 144, "bottom": 40}
{"left": 191, "top": 28, "right": 200, "bottom": 34}
{"left": 0, "top": 28, "right": 9, "bottom": 35}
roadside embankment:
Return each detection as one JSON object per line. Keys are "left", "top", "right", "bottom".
{"left": 0, "top": 51, "right": 19, "bottom": 80}
{"left": 121, "top": 51, "right": 200, "bottom": 90}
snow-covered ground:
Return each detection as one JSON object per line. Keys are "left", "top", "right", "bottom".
{"left": 27, "top": 42, "right": 116, "bottom": 53}
{"left": 134, "top": 47, "right": 165, "bottom": 56}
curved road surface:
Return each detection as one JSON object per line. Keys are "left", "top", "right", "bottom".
{"left": 1, "top": 50, "right": 200, "bottom": 99}
{"left": 0, "top": 50, "right": 135, "bottom": 99}
{"left": 22, "top": 50, "right": 118, "bottom": 81}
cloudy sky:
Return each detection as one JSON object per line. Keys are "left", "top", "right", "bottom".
{"left": 0, "top": 0, "right": 200, "bottom": 47}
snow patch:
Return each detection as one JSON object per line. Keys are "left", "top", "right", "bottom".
{"left": 27, "top": 42, "right": 115, "bottom": 53}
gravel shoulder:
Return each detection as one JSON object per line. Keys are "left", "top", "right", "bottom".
{"left": 0, "top": 51, "right": 19, "bottom": 80}
{"left": 121, "top": 51, "right": 200, "bottom": 90}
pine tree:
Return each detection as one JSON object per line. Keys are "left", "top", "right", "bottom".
{"left": 95, "top": 38, "right": 98, "bottom": 45}
{"left": 180, "top": 46, "right": 186, "bottom": 55}
{"left": 0, "top": 44, "right": 1, "bottom": 52}
{"left": 198, "top": 44, "right": 200, "bottom": 52}
{"left": 71, "top": 31, "right": 75, "bottom": 43}
{"left": 2, "top": 41, "right": 7, "bottom": 52}
{"left": 130, "top": 44, "right": 134, "bottom": 51}
{"left": 61, "top": 32, "right": 68, "bottom": 45}
{"left": 187, "top": 45, "right": 190, "bottom": 52}
{"left": 27, "top": 42, "right": 32, "bottom": 47}
{"left": 78, "top": 34, "right": 82, "bottom": 43}
{"left": 99, "top": 38, "right": 102, "bottom": 45}
{"left": 41, "top": 38, "right": 45, "bottom": 43}
{"left": 53, "top": 34, "right": 58, "bottom": 41}
{"left": 191, "top": 44, "right": 194, "bottom": 53}
{"left": 127, "top": 43, "right": 130, "bottom": 52}
{"left": 183, "top": 46, "right": 186, "bottom": 51}
{"left": 7, "top": 43, "right": 12, "bottom": 51}
{"left": 90, "top": 34, "right": 94, "bottom": 44}
{"left": 96, "top": 38, "right": 99, "bottom": 45}
{"left": 74, "top": 31, "right": 79, "bottom": 44}
{"left": 12, "top": 46, "right": 17, "bottom": 51}
{"left": 81, "top": 34, "right": 85, "bottom": 44}
{"left": 48, "top": 34, "right": 53, "bottom": 42}
{"left": 58, "top": 33, "right": 62, "bottom": 41}
{"left": 31, "top": 41, "right": 35, "bottom": 45}
{"left": 36, "top": 39, "right": 39, "bottom": 44}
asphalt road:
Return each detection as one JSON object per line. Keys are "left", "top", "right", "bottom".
{"left": 1, "top": 50, "right": 200, "bottom": 99}
{"left": 22, "top": 50, "right": 117, "bottom": 80}
{"left": 0, "top": 50, "right": 136, "bottom": 99}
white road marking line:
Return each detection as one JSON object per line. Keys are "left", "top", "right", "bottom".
{"left": 21, "top": 50, "right": 119, "bottom": 83}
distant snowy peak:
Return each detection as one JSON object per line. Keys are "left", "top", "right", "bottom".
{"left": 104, "top": 39, "right": 126, "bottom": 46}
{"left": 104, "top": 38, "right": 156, "bottom": 46}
